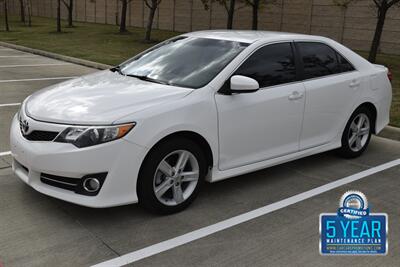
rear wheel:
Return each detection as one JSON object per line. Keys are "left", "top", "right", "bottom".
{"left": 137, "top": 138, "right": 206, "bottom": 214}
{"left": 338, "top": 107, "right": 372, "bottom": 158}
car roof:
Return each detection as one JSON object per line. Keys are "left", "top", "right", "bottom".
{"left": 183, "top": 30, "right": 321, "bottom": 43}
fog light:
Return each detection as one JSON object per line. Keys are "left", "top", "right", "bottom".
{"left": 83, "top": 178, "right": 100, "bottom": 193}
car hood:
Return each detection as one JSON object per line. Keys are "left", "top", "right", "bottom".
{"left": 26, "top": 70, "right": 193, "bottom": 125}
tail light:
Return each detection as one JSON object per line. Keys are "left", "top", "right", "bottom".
{"left": 387, "top": 69, "right": 393, "bottom": 82}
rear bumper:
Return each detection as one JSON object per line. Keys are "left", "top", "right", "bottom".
{"left": 10, "top": 114, "right": 148, "bottom": 208}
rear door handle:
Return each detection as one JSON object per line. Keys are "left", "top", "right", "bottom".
{"left": 349, "top": 80, "right": 360, "bottom": 88}
{"left": 288, "top": 91, "right": 304, "bottom": 101}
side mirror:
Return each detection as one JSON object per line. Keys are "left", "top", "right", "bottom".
{"left": 230, "top": 75, "right": 259, "bottom": 93}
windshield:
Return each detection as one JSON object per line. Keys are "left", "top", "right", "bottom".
{"left": 119, "top": 37, "right": 249, "bottom": 89}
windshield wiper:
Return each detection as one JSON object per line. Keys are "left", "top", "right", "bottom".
{"left": 126, "top": 74, "right": 170, "bottom": 85}
{"left": 111, "top": 68, "right": 170, "bottom": 85}
{"left": 110, "top": 66, "right": 124, "bottom": 75}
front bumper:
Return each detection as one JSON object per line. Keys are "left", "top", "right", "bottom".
{"left": 10, "top": 114, "right": 148, "bottom": 208}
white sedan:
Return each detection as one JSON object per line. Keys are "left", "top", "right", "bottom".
{"left": 10, "top": 31, "right": 392, "bottom": 214}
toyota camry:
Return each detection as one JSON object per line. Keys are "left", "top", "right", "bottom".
{"left": 10, "top": 31, "right": 392, "bottom": 214}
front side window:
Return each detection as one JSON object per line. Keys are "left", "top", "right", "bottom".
{"left": 297, "top": 42, "right": 341, "bottom": 79}
{"left": 120, "top": 37, "right": 248, "bottom": 89}
{"left": 234, "top": 42, "right": 297, "bottom": 88}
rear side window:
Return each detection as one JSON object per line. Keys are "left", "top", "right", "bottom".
{"left": 337, "top": 53, "right": 355, "bottom": 73}
{"left": 234, "top": 42, "right": 297, "bottom": 88}
{"left": 297, "top": 42, "right": 341, "bottom": 79}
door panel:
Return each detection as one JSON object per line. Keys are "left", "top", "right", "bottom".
{"left": 295, "top": 41, "right": 361, "bottom": 149}
{"left": 215, "top": 83, "right": 305, "bottom": 170}
{"left": 300, "top": 72, "right": 361, "bottom": 149}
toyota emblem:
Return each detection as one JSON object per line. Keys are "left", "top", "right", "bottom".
{"left": 20, "top": 119, "right": 29, "bottom": 135}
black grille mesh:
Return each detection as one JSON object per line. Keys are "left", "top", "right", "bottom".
{"left": 23, "top": 131, "right": 59, "bottom": 141}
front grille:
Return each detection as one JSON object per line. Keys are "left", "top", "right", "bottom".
{"left": 23, "top": 131, "right": 59, "bottom": 141}
{"left": 40, "top": 173, "right": 80, "bottom": 192}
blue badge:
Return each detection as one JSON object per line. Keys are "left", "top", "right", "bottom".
{"left": 320, "top": 191, "right": 388, "bottom": 255}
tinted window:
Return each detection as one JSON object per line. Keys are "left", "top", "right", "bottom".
{"left": 234, "top": 43, "right": 297, "bottom": 88}
{"left": 120, "top": 37, "right": 248, "bottom": 89}
{"left": 337, "top": 53, "right": 355, "bottom": 73}
{"left": 297, "top": 42, "right": 341, "bottom": 79}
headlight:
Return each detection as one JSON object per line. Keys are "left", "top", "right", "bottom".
{"left": 55, "top": 123, "right": 135, "bottom": 148}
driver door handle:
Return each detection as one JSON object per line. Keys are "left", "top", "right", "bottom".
{"left": 288, "top": 91, "right": 304, "bottom": 101}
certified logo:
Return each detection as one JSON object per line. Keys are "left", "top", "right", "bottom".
{"left": 320, "top": 191, "right": 388, "bottom": 255}
{"left": 338, "top": 191, "right": 369, "bottom": 219}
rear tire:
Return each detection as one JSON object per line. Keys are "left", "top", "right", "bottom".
{"left": 337, "top": 107, "right": 372, "bottom": 158}
{"left": 137, "top": 138, "right": 206, "bottom": 214}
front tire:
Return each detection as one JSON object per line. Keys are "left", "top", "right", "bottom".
{"left": 338, "top": 107, "right": 372, "bottom": 158}
{"left": 137, "top": 138, "right": 206, "bottom": 214}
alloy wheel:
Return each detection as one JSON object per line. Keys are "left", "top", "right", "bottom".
{"left": 348, "top": 113, "right": 370, "bottom": 152}
{"left": 153, "top": 150, "right": 200, "bottom": 206}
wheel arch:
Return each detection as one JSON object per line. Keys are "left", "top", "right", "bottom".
{"left": 354, "top": 102, "right": 378, "bottom": 134}
{"left": 138, "top": 130, "right": 214, "bottom": 179}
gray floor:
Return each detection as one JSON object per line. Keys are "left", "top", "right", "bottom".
{"left": 0, "top": 47, "right": 399, "bottom": 267}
